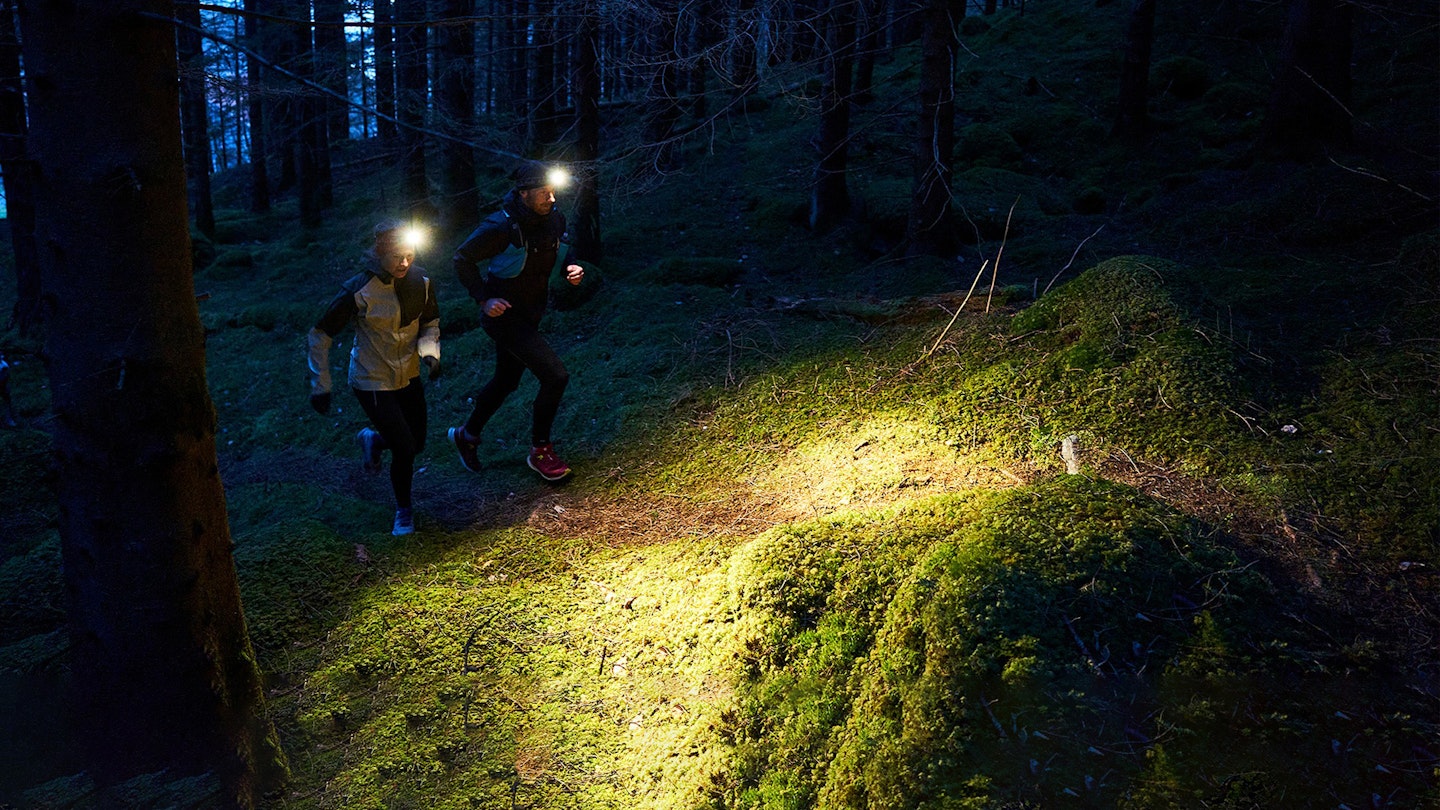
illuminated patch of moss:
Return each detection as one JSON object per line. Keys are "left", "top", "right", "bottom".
{"left": 937, "top": 256, "right": 1256, "bottom": 473}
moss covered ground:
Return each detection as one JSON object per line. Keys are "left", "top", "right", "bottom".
{"left": 1, "top": 2, "right": 1437, "bottom": 808}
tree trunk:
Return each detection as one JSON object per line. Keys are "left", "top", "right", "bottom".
{"left": 287, "top": 0, "right": 326, "bottom": 228}
{"left": 436, "top": 0, "right": 478, "bottom": 233}
{"left": 893, "top": 0, "right": 924, "bottom": 44}
{"left": 243, "top": 0, "right": 271, "bottom": 213}
{"left": 374, "top": 0, "right": 398, "bottom": 142}
{"left": 529, "top": 0, "right": 559, "bottom": 151}
{"left": 313, "top": 0, "right": 349, "bottom": 143}
{"left": 905, "top": 0, "right": 961, "bottom": 256}
{"left": 853, "top": 0, "right": 884, "bottom": 104}
{"left": 1258, "top": 0, "right": 1353, "bottom": 158}
{"left": 17, "top": 1, "right": 288, "bottom": 804}
{"left": 1112, "top": 0, "right": 1156, "bottom": 140}
{"left": 395, "top": 0, "right": 430, "bottom": 217}
{"left": 176, "top": 0, "right": 215, "bottom": 238}
{"left": 810, "top": 4, "right": 856, "bottom": 231}
{"left": 688, "top": 0, "right": 721, "bottom": 119}
{"left": 504, "top": 0, "right": 529, "bottom": 119}
{"left": 730, "top": 0, "right": 759, "bottom": 95}
{"left": 0, "top": 0, "right": 40, "bottom": 336}
{"left": 643, "top": 1, "right": 684, "bottom": 171}
{"left": 572, "top": 0, "right": 603, "bottom": 263}
{"left": 266, "top": 0, "right": 298, "bottom": 191}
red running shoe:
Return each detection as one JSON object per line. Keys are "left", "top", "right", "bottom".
{"left": 448, "top": 426, "right": 483, "bottom": 473}
{"left": 527, "top": 442, "right": 571, "bottom": 481}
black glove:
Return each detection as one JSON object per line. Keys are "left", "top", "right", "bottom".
{"left": 310, "top": 392, "right": 331, "bottom": 415}
{"left": 423, "top": 356, "right": 442, "bottom": 380}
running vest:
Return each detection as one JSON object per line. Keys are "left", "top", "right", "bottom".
{"left": 486, "top": 210, "right": 568, "bottom": 280}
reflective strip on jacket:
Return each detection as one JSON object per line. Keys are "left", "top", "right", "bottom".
{"left": 307, "top": 267, "right": 440, "bottom": 395}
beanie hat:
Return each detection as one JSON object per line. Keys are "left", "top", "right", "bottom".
{"left": 513, "top": 160, "right": 550, "bottom": 191}
{"left": 373, "top": 218, "right": 405, "bottom": 245}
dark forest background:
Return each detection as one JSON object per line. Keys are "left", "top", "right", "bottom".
{"left": 1, "top": 1, "right": 1437, "bottom": 808}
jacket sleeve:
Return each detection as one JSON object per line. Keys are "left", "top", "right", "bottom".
{"left": 453, "top": 221, "right": 509, "bottom": 303}
{"left": 417, "top": 278, "right": 440, "bottom": 362}
{"left": 307, "top": 285, "right": 357, "bottom": 396}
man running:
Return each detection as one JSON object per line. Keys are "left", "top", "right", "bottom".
{"left": 447, "top": 161, "right": 585, "bottom": 482}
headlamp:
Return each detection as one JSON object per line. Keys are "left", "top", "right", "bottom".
{"left": 546, "top": 167, "right": 571, "bottom": 190}
{"left": 401, "top": 225, "right": 427, "bottom": 251}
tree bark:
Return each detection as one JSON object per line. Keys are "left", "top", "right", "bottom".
{"left": 243, "top": 0, "right": 270, "bottom": 213}
{"left": 529, "top": 0, "right": 559, "bottom": 151}
{"left": 176, "top": 0, "right": 215, "bottom": 238}
{"left": 810, "top": 4, "right": 856, "bottom": 231}
{"left": 313, "top": 0, "right": 349, "bottom": 143}
{"left": 730, "top": 0, "right": 759, "bottom": 96}
{"left": 572, "top": 0, "right": 603, "bottom": 263}
{"left": 287, "top": 0, "right": 327, "bottom": 228}
{"left": 905, "top": 0, "right": 961, "bottom": 256}
{"left": 853, "top": 0, "right": 884, "bottom": 104}
{"left": 17, "top": 1, "right": 288, "bottom": 804}
{"left": 1258, "top": 0, "right": 1353, "bottom": 158}
{"left": 265, "top": 0, "right": 298, "bottom": 191}
{"left": 1112, "top": 0, "right": 1156, "bottom": 140}
{"left": 374, "top": 0, "right": 398, "bottom": 142}
{"left": 0, "top": 0, "right": 40, "bottom": 336}
{"left": 436, "top": 0, "right": 478, "bottom": 233}
{"left": 505, "top": 0, "right": 529, "bottom": 118}
{"left": 688, "top": 0, "right": 722, "bottom": 119}
{"left": 395, "top": 0, "right": 430, "bottom": 217}
{"left": 642, "top": 0, "right": 684, "bottom": 171}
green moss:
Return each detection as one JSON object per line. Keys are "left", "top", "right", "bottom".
{"left": 957, "top": 123, "right": 1024, "bottom": 169}
{"left": 716, "top": 477, "right": 1266, "bottom": 807}
{"left": 946, "top": 256, "right": 1255, "bottom": 473}
{"left": 714, "top": 476, "right": 1436, "bottom": 809}
{"left": 645, "top": 256, "right": 745, "bottom": 287}
{"left": 2, "top": 1, "right": 1435, "bottom": 805}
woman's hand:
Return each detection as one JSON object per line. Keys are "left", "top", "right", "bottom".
{"left": 565, "top": 264, "right": 584, "bottom": 286}
{"left": 484, "top": 297, "right": 511, "bottom": 317}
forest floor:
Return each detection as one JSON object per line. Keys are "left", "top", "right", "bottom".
{"left": 1, "top": 3, "right": 1438, "bottom": 808}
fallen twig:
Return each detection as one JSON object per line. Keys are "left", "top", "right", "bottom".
{"left": 986, "top": 197, "right": 1019, "bottom": 312}
{"left": 1043, "top": 223, "right": 1106, "bottom": 296}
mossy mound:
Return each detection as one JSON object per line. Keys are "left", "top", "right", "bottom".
{"left": 714, "top": 476, "right": 1435, "bottom": 809}
{"left": 936, "top": 256, "right": 1252, "bottom": 474}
